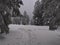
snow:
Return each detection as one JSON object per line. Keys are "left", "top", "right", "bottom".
{"left": 0, "top": 24, "right": 60, "bottom": 45}
{"left": 9, "top": 24, "right": 49, "bottom": 31}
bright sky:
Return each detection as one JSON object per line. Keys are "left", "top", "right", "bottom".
{"left": 20, "top": 0, "right": 36, "bottom": 19}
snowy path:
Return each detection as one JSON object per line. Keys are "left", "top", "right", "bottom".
{"left": 0, "top": 24, "right": 60, "bottom": 45}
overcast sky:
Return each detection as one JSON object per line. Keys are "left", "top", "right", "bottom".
{"left": 20, "top": 0, "right": 36, "bottom": 19}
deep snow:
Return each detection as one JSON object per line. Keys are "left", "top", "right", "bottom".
{"left": 9, "top": 24, "right": 49, "bottom": 30}
{"left": 0, "top": 24, "right": 60, "bottom": 45}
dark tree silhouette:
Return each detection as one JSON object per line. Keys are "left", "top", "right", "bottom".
{"left": 0, "top": 0, "right": 23, "bottom": 34}
{"left": 42, "top": 0, "right": 60, "bottom": 30}
{"left": 33, "top": 0, "right": 43, "bottom": 25}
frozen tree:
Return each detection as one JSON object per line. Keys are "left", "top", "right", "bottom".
{"left": 22, "top": 11, "right": 29, "bottom": 25}
{"left": 30, "top": 18, "right": 34, "bottom": 25}
{"left": 42, "top": 0, "right": 60, "bottom": 29}
{"left": 0, "top": 0, "right": 23, "bottom": 34}
{"left": 33, "top": 0, "right": 43, "bottom": 25}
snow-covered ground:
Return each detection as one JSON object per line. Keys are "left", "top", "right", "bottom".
{"left": 0, "top": 24, "right": 60, "bottom": 45}
{"left": 9, "top": 24, "right": 49, "bottom": 31}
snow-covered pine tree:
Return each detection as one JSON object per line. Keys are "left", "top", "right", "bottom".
{"left": 42, "top": 0, "right": 60, "bottom": 29}
{"left": 0, "top": 0, "right": 23, "bottom": 34}
{"left": 33, "top": 0, "right": 43, "bottom": 25}
{"left": 22, "top": 11, "right": 29, "bottom": 25}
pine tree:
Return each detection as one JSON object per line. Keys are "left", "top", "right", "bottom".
{"left": 33, "top": 0, "right": 43, "bottom": 25}
{"left": 22, "top": 11, "right": 29, "bottom": 25}
{"left": 0, "top": 0, "right": 23, "bottom": 34}
{"left": 42, "top": 0, "right": 60, "bottom": 29}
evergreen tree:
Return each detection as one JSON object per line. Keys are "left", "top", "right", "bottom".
{"left": 42, "top": 0, "right": 60, "bottom": 29}
{"left": 33, "top": 0, "right": 43, "bottom": 25}
{"left": 22, "top": 11, "right": 29, "bottom": 25}
{"left": 0, "top": 0, "right": 23, "bottom": 34}
{"left": 30, "top": 18, "right": 34, "bottom": 25}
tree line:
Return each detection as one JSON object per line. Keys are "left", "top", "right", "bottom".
{"left": 32, "top": 0, "right": 60, "bottom": 26}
